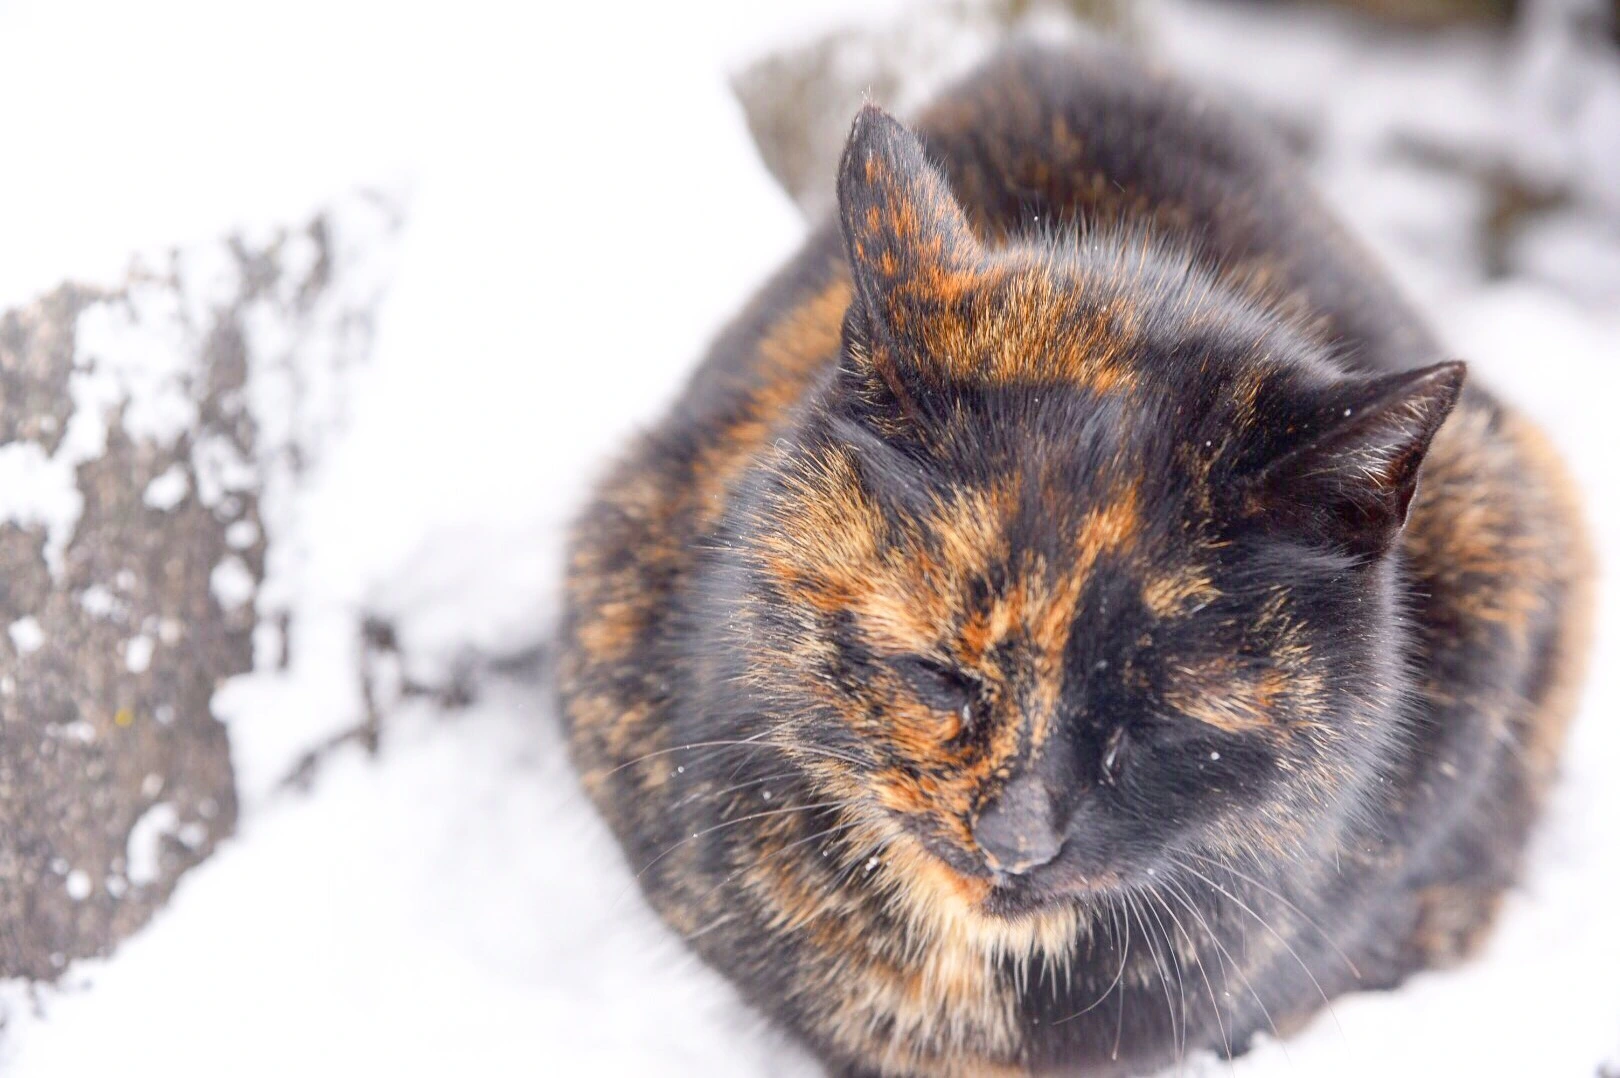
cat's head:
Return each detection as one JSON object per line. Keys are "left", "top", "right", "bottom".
{"left": 737, "top": 107, "right": 1463, "bottom": 918}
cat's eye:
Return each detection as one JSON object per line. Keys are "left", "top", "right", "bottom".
{"left": 1101, "top": 727, "right": 1128, "bottom": 785}
{"left": 893, "top": 656, "right": 977, "bottom": 724}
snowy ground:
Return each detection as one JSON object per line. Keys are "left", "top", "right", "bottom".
{"left": 0, "top": 0, "right": 1617, "bottom": 1074}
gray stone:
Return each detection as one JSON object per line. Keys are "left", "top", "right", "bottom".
{"left": 0, "top": 194, "right": 400, "bottom": 980}
{"left": 731, "top": 0, "right": 1131, "bottom": 221}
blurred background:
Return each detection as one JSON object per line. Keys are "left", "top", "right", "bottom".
{"left": 0, "top": 0, "right": 1616, "bottom": 1074}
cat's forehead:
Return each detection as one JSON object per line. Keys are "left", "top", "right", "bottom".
{"left": 903, "top": 261, "right": 1144, "bottom": 395}
{"left": 755, "top": 442, "right": 1175, "bottom": 661}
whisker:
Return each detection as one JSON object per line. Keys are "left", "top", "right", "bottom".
{"left": 1054, "top": 894, "right": 1130, "bottom": 1025}
{"left": 612, "top": 798, "right": 861, "bottom": 914}
{"left": 1127, "top": 890, "right": 1182, "bottom": 1071}
{"left": 1169, "top": 856, "right": 1345, "bottom": 1043}
{"left": 777, "top": 743, "right": 873, "bottom": 768}
{"left": 1178, "top": 848, "right": 1362, "bottom": 981}
{"left": 601, "top": 731, "right": 786, "bottom": 777}
{"left": 1140, "top": 886, "right": 1190, "bottom": 1071}
{"left": 1112, "top": 901, "right": 1130, "bottom": 1061}
{"left": 1149, "top": 881, "right": 1236, "bottom": 1076}
{"left": 679, "top": 817, "right": 869, "bottom": 939}
{"left": 671, "top": 770, "right": 796, "bottom": 811}
{"left": 1160, "top": 874, "right": 1286, "bottom": 1054}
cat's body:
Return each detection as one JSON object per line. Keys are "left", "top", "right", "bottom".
{"left": 558, "top": 38, "right": 1590, "bottom": 1078}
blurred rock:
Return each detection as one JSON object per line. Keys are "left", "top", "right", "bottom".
{"left": 0, "top": 193, "right": 400, "bottom": 980}
{"left": 732, "top": 0, "right": 1131, "bottom": 221}
{"left": 1278, "top": 0, "right": 1519, "bottom": 26}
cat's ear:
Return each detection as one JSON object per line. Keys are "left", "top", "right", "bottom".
{"left": 1250, "top": 361, "right": 1466, "bottom": 557}
{"left": 836, "top": 105, "right": 983, "bottom": 343}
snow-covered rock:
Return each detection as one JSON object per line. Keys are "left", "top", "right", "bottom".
{"left": 0, "top": 193, "right": 400, "bottom": 980}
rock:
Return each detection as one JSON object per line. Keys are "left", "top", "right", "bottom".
{"left": 0, "top": 192, "right": 401, "bottom": 980}
{"left": 1303, "top": 0, "right": 1518, "bottom": 26}
{"left": 732, "top": 0, "right": 1131, "bottom": 222}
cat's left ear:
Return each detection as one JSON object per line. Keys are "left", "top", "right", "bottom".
{"left": 836, "top": 105, "right": 984, "bottom": 343}
{"left": 1250, "top": 361, "right": 1466, "bottom": 557}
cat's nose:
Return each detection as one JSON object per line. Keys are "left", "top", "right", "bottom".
{"left": 972, "top": 773, "right": 1063, "bottom": 875}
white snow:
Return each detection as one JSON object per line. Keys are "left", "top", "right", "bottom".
{"left": 0, "top": 0, "right": 1616, "bottom": 1076}
{"left": 208, "top": 557, "right": 256, "bottom": 613}
{"left": 78, "top": 585, "right": 122, "bottom": 619}
{"left": 7, "top": 617, "right": 45, "bottom": 657}
{"left": 0, "top": 443, "right": 82, "bottom": 569}
{"left": 124, "top": 803, "right": 181, "bottom": 889}
{"left": 64, "top": 871, "right": 92, "bottom": 903}
{"left": 225, "top": 519, "right": 260, "bottom": 550}
{"left": 124, "top": 635, "right": 155, "bottom": 675}
{"left": 141, "top": 464, "right": 190, "bottom": 511}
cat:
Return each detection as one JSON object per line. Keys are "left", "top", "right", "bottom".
{"left": 558, "top": 35, "right": 1592, "bottom": 1078}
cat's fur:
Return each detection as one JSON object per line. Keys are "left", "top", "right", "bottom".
{"left": 558, "top": 37, "right": 1592, "bottom": 1078}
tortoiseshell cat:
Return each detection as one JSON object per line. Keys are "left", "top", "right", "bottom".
{"left": 558, "top": 37, "right": 1592, "bottom": 1078}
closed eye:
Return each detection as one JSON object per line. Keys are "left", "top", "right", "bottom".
{"left": 891, "top": 656, "right": 978, "bottom": 719}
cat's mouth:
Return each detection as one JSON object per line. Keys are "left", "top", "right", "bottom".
{"left": 905, "top": 824, "right": 1121, "bottom": 916}
{"left": 979, "top": 858, "right": 1123, "bottom": 916}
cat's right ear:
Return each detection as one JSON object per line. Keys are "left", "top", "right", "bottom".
{"left": 1248, "top": 361, "right": 1466, "bottom": 558}
{"left": 836, "top": 105, "right": 983, "bottom": 350}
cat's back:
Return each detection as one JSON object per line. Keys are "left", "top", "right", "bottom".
{"left": 910, "top": 38, "right": 1441, "bottom": 375}
{"left": 681, "top": 34, "right": 1440, "bottom": 432}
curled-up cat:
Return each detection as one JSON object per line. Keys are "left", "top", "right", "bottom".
{"left": 558, "top": 35, "right": 1592, "bottom": 1078}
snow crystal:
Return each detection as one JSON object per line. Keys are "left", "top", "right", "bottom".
{"left": 8, "top": 616, "right": 45, "bottom": 655}
{"left": 124, "top": 803, "right": 180, "bottom": 887}
{"left": 64, "top": 871, "right": 92, "bottom": 902}
{"left": 250, "top": 620, "right": 282, "bottom": 670}
{"left": 189, "top": 434, "right": 257, "bottom": 510}
{"left": 48, "top": 721, "right": 96, "bottom": 744}
{"left": 124, "top": 635, "right": 155, "bottom": 675}
{"left": 141, "top": 464, "right": 190, "bottom": 511}
{"left": 73, "top": 286, "right": 200, "bottom": 449}
{"left": 209, "top": 556, "right": 255, "bottom": 612}
{"left": 225, "top": 519, "right": 259, "bottom": 549}
{"left": 0, "top": 442, "right": 82, "bottom": 577}
{"left": 173, "top": 241, "right": 243, "bottom": 332}
{"left": 274, "top": 231, "right": 322, "bottom": 305}
{"left": 78, "top": 585, "right": 122, "bottom": 619}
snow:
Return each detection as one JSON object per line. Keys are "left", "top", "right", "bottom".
{"left": 208, "top": 556, "right": 256, "bottom": 613}
{"left": 78, "top": 584, "right": 121, "bottom": 619}
{"left": 225, "top": 519, "right": 260, "bottom": 550}
{"left": 63, "top": 872, "right": 92, "bottom": 903}
{"left": 0, "top": 443, "right": 81, "bottom": 566}
{"left": 124, "top": 635, "right": 155, "bottom": 675}
{"left": 141, "top": 464, "right": 190, "bottom": 511}
{"left": 0, "top": 0, "right": 1617, "bottom": 1076}
{"left": 124, "top": 804, "right": 182, "bottom": 889}
{"left": 7, "top": 617, "right": 45, "bottom": 657}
